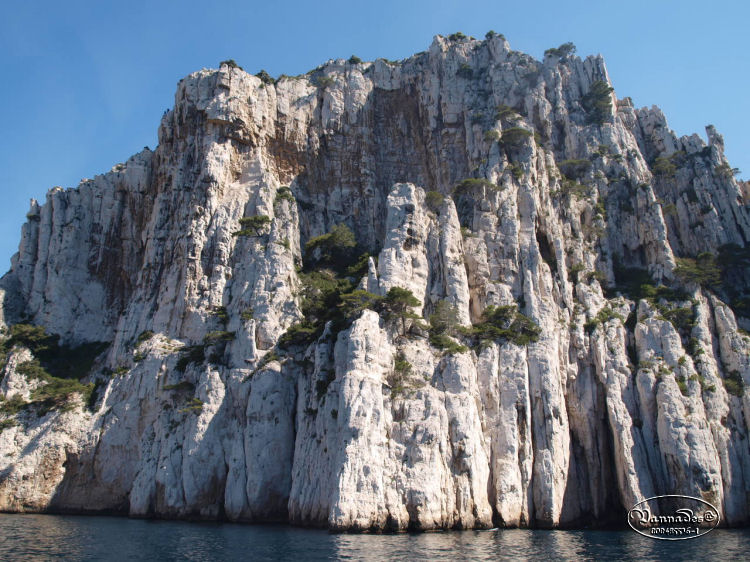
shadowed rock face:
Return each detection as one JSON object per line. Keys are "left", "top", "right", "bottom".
{"left": 1, "top": 34, "right": 749, "bottom": 530}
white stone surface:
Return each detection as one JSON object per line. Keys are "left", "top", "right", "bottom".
{"left": 1, "top": 34, "right": 749, "bottom": 529}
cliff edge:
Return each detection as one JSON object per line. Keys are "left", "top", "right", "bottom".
{"left": 1, "top": 34, "right": 749, "bottom": 529}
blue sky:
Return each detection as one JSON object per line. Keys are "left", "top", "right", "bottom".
{"left": 1, "top": 0, "right": 748, "bottom": 271}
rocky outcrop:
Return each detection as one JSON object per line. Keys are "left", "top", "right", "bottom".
{"left": 1, "top": 34, "right": 749, "bottom": 529}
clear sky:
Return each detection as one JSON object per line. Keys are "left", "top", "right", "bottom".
{"left": 1, "top": 0, "right": 748, "bottom": 271}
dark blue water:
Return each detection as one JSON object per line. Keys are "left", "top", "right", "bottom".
{"left": 0, "top": 515, "right": 748, "bottom": 560}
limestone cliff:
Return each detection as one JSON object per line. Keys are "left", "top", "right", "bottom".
{"left": 1, "top": 34, "right": 749, "bottom": 529}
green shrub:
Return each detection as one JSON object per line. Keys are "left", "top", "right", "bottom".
{"left": 279, "top": 321, "right": 322, "bottom": 349}
{"left": 715, "top": 163, "right": 739, "bottom": 179}
{"left": 500, "top": 127, "right": 533, "bottom": 150}
{"left": 345, "top": 252, "right": 372, "bottom": 279}
{"left": 233, "top": 215, "right": 271, "bottom": 237}
{"left": 136, "top": 330, "right": 154, "bottom": 346}
{"left": 453, "top": 178, "right": 498, "bottom": 197}
{"left": 203, "top": 331, "right": 235, "bottom": 345}
{"left": 656, "top": 304, "right": 696, "bottom": 334}
{"left": 544, "top": 42, "right": 576, "bottom": 58}
{"left": 652, "top": 157, "right": 676, "bottom": 178}
{"left": 387, "top": 352, "right": 416, "bottom": 397}
{"left": 0, "top": 419, "right": 17, "bottom": 431}
{"left": 429, "top": 332, "right": 468, "bottom": 354}
{"left": 495, "top": 104, "right": 519, "bottom": 122}
{"left": 674, "top": 253, "right": 721, "bottom": 288}
{"left": 425, "top": 191, "right": 445, "bottom": 212}
{"left": 283, "top": 228, "right": 381, "bottom": 350}
{"left": 584, "top": 307, "right": 623, "bottom": 334}
{"left": 687, "top": 337, "right": 703, "bottom": 358}
{"left": 56, "top": 341, "right": 109, "bottom": 379}
{"left": 304, "top": 223, "right": 357, "bottom": 271}
{"left": 448, "top": 31, "right": 467, "bottom": 41}
{"left": 594, "top": 200, "right": 607, "bottom": 219}
{"left": 18, "top": 359, "right": 94, "bottom": 412}
{"left": 211, "top": 306, "right": 229, "bottom": 324}
{"left": 2, "top": 324, "right": 108, "bottom": 382}
{"left": 723, "top": 370, "right": 744, "bottom": 397}
{"left": 240, "top": 308, "right": 254, "bottom": 322}
{"left": 0, "top": 395, "right": 27, "bottom": 416}
{"left": 557, "top": 159, "right": 592, "bottom": 180}
{"left": 394, "top": 353, "right": 412, "bottom": 376}
{"left": 257, "top": 351, "right": 280, "bottom": 370}
{"left": 485, "top": 30, "right": 505, "bottom": 40}
{"left": 348, "top": 55, "right": 362, "bottom": 64}
{"left": 254, "top": 69, "right": 274, "bottom": 83}
{"left": 389, "top": 379, "right": 407, "bottom": 398}
{"left": 656, "top": 363, "right": 672, "bottom": 379}
{"left": 315, "top": 75, "right": 335, "bottom": 88}
{"left": 429, "top": 300, "right": 460, "bottom": 334}
{"left": 427, "top": 300, "right": 467, "bottom": 354}
{"left": 5, "top": 324, "right": 57, "bottom": 354}
{"left": 221, "top": 59, "right": 243, "bottom": 70}
{"left": 275, "top": 186, "right": 295, "bottom": 205}
{"left": 676, "top": 376, "right": 689, "bottom": 396}
{"left": 611, "top": 265, "right": 653, "bottom": 299}
{"left": 175, "top": 345, "right": 205, "bottom": 372}
{"left": 179, "top": 397, "right": 204, "bottom": 414}
{"left": 281, "top": 262, "right": 366, "bottom": 350}
{"left": 164, "top": 381, "right": 196, "bottom": 392}
{"left": 582, "top": 222, "right": 604, "bottom": 239}
{"left": 610, "top": 261, "right": 693, "bottom": 303}
{"left": 568, "top": 263, "right": 585, "bottom": 282}
{"left": 683, "top": 187, "right": 699, "bottom": 204}
{"left": 467, "top": 305, "right": 541, "bottom": 346}
{"left": 560, "top": 178, "right": 590, "bottom": 199}
{"left": 484, "top": 130, "right": 500, "bottom": 143}
{"left": 582, "top": 80, "right": 614, "bottom": 125}
{"left": 338, "top": 290, "right": 382, "bottom": 320}
{"left": 299, "top": 269, "right": 352, "bottom": 321}
{"left": 381, "top": 287, "right": 422, "bottom": 336}
{"left": 506, "top": 163, "right": 522, "bottom": 180}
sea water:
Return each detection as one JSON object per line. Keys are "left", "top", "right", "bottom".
{"left": 0, "top": 514, "right": 748, "bottom": 560}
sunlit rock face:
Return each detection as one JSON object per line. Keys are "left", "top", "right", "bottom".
{"left": 1, "top": 34, "right": 749, "bottom": 529}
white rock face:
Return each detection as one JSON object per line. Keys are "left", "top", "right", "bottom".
{"left": 1, "top": 35, "right": 750, "bottom": 529}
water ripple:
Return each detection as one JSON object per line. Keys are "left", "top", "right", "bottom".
{"left": 0, "top": 515, "right": 748, "bottom": 561}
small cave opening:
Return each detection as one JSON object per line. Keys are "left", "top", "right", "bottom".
{"left": 536, "top": 226, "right": 557, "bottom": 273}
